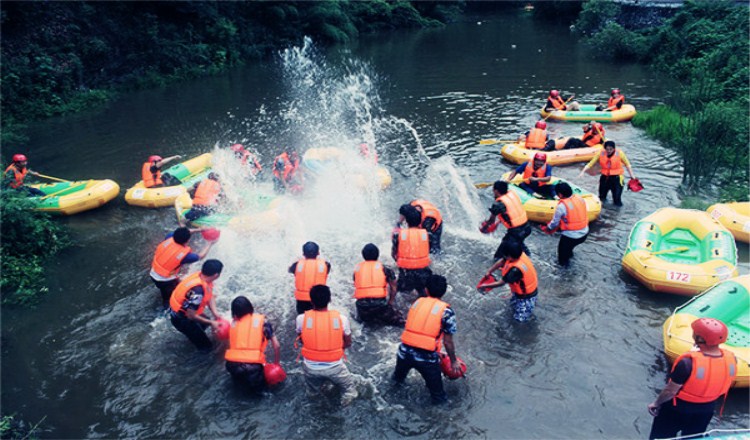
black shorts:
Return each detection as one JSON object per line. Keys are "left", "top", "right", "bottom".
{"left": 397, "top": 268, "right": 433, "bottom": 296}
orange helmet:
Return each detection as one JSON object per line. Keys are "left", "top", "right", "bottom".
{"left": 535, "top": 120, "right": 547, "bottom": 129}
{"left": 691, "top": 318, "right": 728, "bottom": 346}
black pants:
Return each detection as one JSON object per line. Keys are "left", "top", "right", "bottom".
{"left": 496, "top": 223, "right": 532, "bottom": 259}
{"left": 558, "top": 233, "right": 588, "bottom": 266}
{"left": 296, "top": 300, "right": 313, "bottom": 315}
{"left": 393, "top": 352, "right": 447, "bottom": 404}
{"left": 161, "top": 173, "right": 181, "bottom": 186}
{"left": 428, "top": 223, "right": 443, "bottom": 254}
{"left": 185, "top": 205, "right": 214, "bottom": 222}
{"left": 397, "top": 268, "right": 433, "bottom": 297}
{"left": 518, "top": 182, "right": 556, "bottom": 200}
{"left": 599, "top": 175, "right": 624, "bottom": 206}
{"left": 226, "top": 361, "right": 265, "bottom": 392}
{"left": 356, "top": 299, "right": 404, "bottom": 326}
{"left": 563, "top": 138, "right": 588, "bottom": 149}
{"left": 151, "top": 277, "right": 179, "bottom": 307}
{"left": 649, "top": 402, "right": 714, "bottom": 440}
{"left": 170, "top": 312, "right": 212, "bottom": 351}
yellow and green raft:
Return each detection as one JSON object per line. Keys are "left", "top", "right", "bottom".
{"left": 125, "top": 153, "right": 212, "bottom": 208}
{"left": 28, "top": 179, "right": 119, "bottom": 215}
{"left": 502, "top": 172, "right": 601, "bottom": 224}
{"left": 540, "top": 104, "right": 637, "bottom": 123}
{"left": 708, "top": 202, "right": 750, "bottom": 243}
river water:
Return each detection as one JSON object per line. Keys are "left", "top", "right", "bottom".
{"left": 3, "top": 10, "right": 748, "bottom": 439}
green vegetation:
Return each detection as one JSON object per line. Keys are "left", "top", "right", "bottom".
{"left": 1, "top": 191, "right": 69, "bottom": 305}
{"left": 576, "top": 0, "right": 749, "bottom": 201}
{"left": 0, "top": 414, "right": 45, "bottom": 439}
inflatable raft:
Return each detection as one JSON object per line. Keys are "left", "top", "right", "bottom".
{"left": 500, "top": 141, "right": 602, "bottom": 166}
{"left": 540, "top": 104, "right": 637, "bottom": 123}
{"left": 125, "top": 153, "right": 212, "bottom": 208}
{"left": 302, "top": 147, "right": 392, "bottom": 190}
{"left": 28, "top": 179, "right": 119, "bottom": 215}
{"left": 174, "top": 191, "right": 281, "bottom": 232}
{"left": 622, "top": 208, "right": 738, "bottom": 295}
{"left": 663, "top": 275, "right": 750, "bottom": 388}
{"left": 708, "top": 202, "right": 750, "bottom": 243}
{"left": 502, "top": 172, "right": 601, "bottom": 223}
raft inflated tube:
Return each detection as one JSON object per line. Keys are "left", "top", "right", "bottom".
{"left": 662, "top": 275, "right": 750, "bottom": 388}
{"left": 500, "top": 141, "right": 602, "bottom": 166}
{"left": 540, "top": 104, "right": 637, "bottom": 123}
{"left": 28, "top": 179, "right": 120, "bottom": 215}
{"left": 622, "top": 208, "right": 738, "bottom": 295}
{"left": 125, "top": 153, "right": 212, "bottom": 208}
{"left": 708, "top": 202, "right": 750, "bottom": 243}
{"left": 502, "top": 172, "right": 601, "bottom": 224}
{"left": 175, "top": 191, "right": 282, "bottom": 232}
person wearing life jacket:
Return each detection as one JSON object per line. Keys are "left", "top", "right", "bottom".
{"left": 393, "top": 274, "right": 462, "bottom": 404}
{"left": 359, "top": 143, "right": 379, "bottom": 164}
{"left": 391, "top": 205, "right": 433, "bottom": 297}
{"left": 480, "top": 181, "right": 532, "bottom": 259}
{"left": 519, "top": 120, "right": 553, "bottom": 150}
{"left": 505, "top": 153, "right": 556, "bottom": 200}
{"left": 230, "top": 144, "right": 262, "bottom": 177}
{"left": 580, "top": 141, "right": 636, "bottom": 207}
{"left": 288, "top": 241, "right": 331, "bottom": 315}
{"left": 597, "top": 88, "right": 625, "bottom": 111}
{"left": 296, "top": 285, "right": 358, "bottom": 406}
{"left": 224, "top": 296, "right": 281, "bottom": 392}
{"left": 544, "top": 89, "right": 580, "bottom": 112}
{"left": 543, "top": 182, "right": 589, "bottom": 266}
{"left": 405, "top": 199, "right": 443, "bottom": 253}
{"left": 559, "top": 121, "right": 605, "bottom": 150}
{"left": 149, "top": 227, "right": 216, "bottom": 307}
{"left": 272, "top": 148, "right": 301, "bottom": 192}
{"left": 141, "top": 154, "right": 182, "bottom": 188}
{"left": 183, "top": 172, "right": 222, "bottom": 225}
{"left": 480, "top": 239, "right": 539, "bottom": 322}
{"left": 648, "top": 318, "right": 737, "bottom": 440}
{"left": 3, "top": 154, "right": 45, "bottom": 196}
{"left": 353, "top": 243, "right": 404, "bottom": 326}
{"left": 169, "top": 259, "right": 225, "bottom": 351}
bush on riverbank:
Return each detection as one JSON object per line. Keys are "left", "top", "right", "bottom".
{"left": 0, "top": 192, "right": 69, "bottom": 305}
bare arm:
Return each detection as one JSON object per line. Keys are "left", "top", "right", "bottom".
{"left": 185, "top": 308, "right": 218, "bottom": 328}
{"left": 196, "top": 241, "right": 215, "bottom": 260}
{"left": 442, "top": 333, "right": 462, "bottom": 375}
{"left": 157, "top": 155, "right": 182, "bottom": 168}
{"left": 648, "top": 381, "right": 682, "bottom": 416}
{"left": 387, "top": 278, "right": 398, "bottom": 305}
{"left": 343, "top": 333, "right": 352, "bottom": 349}
{"left": 269, "top": 336, "right": 281, "bottom": 364}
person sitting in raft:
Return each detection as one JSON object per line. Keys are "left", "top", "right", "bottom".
{"left": 505, "top": 152, "right": 555, "bottom": 200}
{"left": 289, "top": 241, "right": 331, "bottom": 315}
{"left": 150, "top": 226, "right": 216, "bottom": 307}
{"left": 596, "top": 88, "right": 624, "bottom": 112}
{"left": 230, "top": 144, "right": 262, "bottom": 177}
{"left": 183, "top": 172, "right": 222, "bottom": 225}
{"left": 480, "top": 181, "right": 532, "bottom": 258}
{"left": 544, "top": 89, "right": 580, "bottom": 112}
{"left": 392, "top": 204, "right": 433, "bottom": 298}
{"left": 551, "top": 121, "right": 605, "bottom": 151}
{"left": 579, "top": 140, "right": 636, "bottom": 207}
{"left": 224, "top": 295, "right": 281, "bottom": 393}
{"left": 359, "top": 143, "right": 378, "bottom": 164}
{"left": 542, "top": 182, "right": 589, "bottom": 267}
{"left": 480, "top": 238, "right": 539, "bottom": 322}
{"left": 401, "top": 200, "right": 443, "bottom": 254}
{"left": 168, "top": 259, "right": 225, "bottom": 351}
{"left": 353, "top": 243, "right": 404, "bottom": 326}
{"left": 273, "top": 148, "right": 302, "bottom": 193}
{"left": 141, "top": 154, "right": 182, "bottom": 188}
{"left": 3, "top": 154, "right": 45, "bottom": 196}
{"left": 518, "top": 120, "right": 555, "bottom": 151}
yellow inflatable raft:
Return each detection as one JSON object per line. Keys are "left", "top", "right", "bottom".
{"left": 502, "top": 172, "right": 601, "bottom": 223}
{"left": 174, "top": 191, "right": 281, "bottom": 232}
{"left": 622, "top": 208, "right": 738, "bottom": 295}
{"left": 540, "top": 104, "right": 637, "bottom": 123}
{"left": 302, "top": 147, "right": 392, "bottom": 190}
{"left": 500, "top": 141, "right": 602, "bottom": 166}
{"left": 663, "top": 275, "right": 750, "bottom": 388}
{"left": 708, "top": 202, "right": 750, "bottom": 243}
{"left": 29, "top": 179, "right": 120, "bottom": 215}
{"left": 125, "top": 153, "right": 212, "bottom": 208}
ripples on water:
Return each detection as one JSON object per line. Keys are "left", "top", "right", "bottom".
{"left": 3, "top": 27, "right": 748, "bottom": 440}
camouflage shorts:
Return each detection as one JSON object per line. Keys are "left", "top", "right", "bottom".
{"left": 510, "top": 296, "right": 537, "bottom": 322}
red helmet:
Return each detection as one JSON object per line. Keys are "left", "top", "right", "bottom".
{"left": 549, "top": 90, "right": 560, "bottom": 98}
{"left": 12, "top": 154, "right": 27, "bottom": 163}
{"left": 214, "top": 318, "right": 230, "bottom": 340}
{"left": 611, "top": 88, "right": 620, "bottom": 95}
{"left": 691, "top": 318, "right": 728, "bottom": 346}
{"left": 439, "top": 353, "right": 467, "bottom": 380}
{"left": 534, "top": 152, "right": 547, "bottom": 162}
{"left": 263, "top": 363, "right": 287, "bottom": 386}
{"left": 230, "top": 144, "right": 244, "bottom": 152}
{"left": 148, "top": 155, "right": 162, "bottom": 163}
{"left": 535, "top": 120, "right": 547, "bottom": 130}
{"left": 201, "top": 228, "right": 221, "bottom": 241}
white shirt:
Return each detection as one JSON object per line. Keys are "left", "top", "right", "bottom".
{"left": 295, "top": 310, "right": 351, "bottom": 369}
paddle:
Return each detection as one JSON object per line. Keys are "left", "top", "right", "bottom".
{"left": 650, "top": 246, "right": 689, "bottom": 256}
{"left": 39, "top": 186, "right": 71, "bottom": 200}
{"left": 543, "top": 95, "right": 575, "bottom": 120}
{"left": 474, "top": 182, "right": 493, "bottom": 189}
{"left": 35, "top": 172, "right": 70, "bottom": 183}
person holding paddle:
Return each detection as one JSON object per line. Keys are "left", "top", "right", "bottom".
{"left": 505, "top": 152, "right": 556, "bottom": 200}
{"left": 3, "top": 154, "right": 45, "bottom": 196}
{"left": 596, "top": 88, "right": 625, "bottom": 111}
{"left": 579, "top": 140, "right": 636, "bottom": 207}
{"left": 545, "top": 89, "right": 580, "bottom": 112}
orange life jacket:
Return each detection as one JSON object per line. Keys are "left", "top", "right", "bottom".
{"left": 141, "top": 162, "right": 162, "bottom": 188}
{"left": 237, "top": 150, "right": 262, "bottom": 173}
{"left": 294, "top": 258, "right": 329, "bottom": 301}
{"left": 583, "top": 126, "right": 604, "bottom": 147}
{"left": 353, "top": 261, "right": 387, "bottom": 300}
{"left": 300, "top": 310, "right": 344, "bottom": 362}
{"left": 151, "top": 238, "right": 192, "bottom": 278}
{"left": 608, "top": 95, "right": 624, "bottom": 110}
{"left": 193, "top": 179, "right": 221, "bottom": 206}
{"left": 522, "top": 161, "right": 548, "bottom": 186}
{"left": 549, "top": 95, "right": 567, "bottom": 110}
{"left": 396, "top": 228, "right": 431, "bottom": 269}
{"left": 273, "top": 153, "right": 298, "bottom": 181}
{"left": 501, "top": 253, "right": 538, "bottom": 296}
{"left": 673, "top": 350, "right": 737, "bottom": 404}
{"left": 599, "top": 150, "right": 624, "bottom": 176}
{"left": 4, "top": 164, "right": 28, "bottom": 189}
{"left": 559, "top": 195, "right": 588, "bottom": 231}
{"left": 225, "top": 313, "right": 268, "bottom": 364}
{"left": 411, "top": 199, "right": 443, "bottom": 231}
{"left": 169, "top": 272, "right": 213, "bottom": 315}
{"left": 401, "top": 297, "right": 448, "bottom": 351}
{"left": 495, "top": 191, "right": 528, "bottom": 229}
{"left": 525, "top": 128, "right": 548, "bottom": 149}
